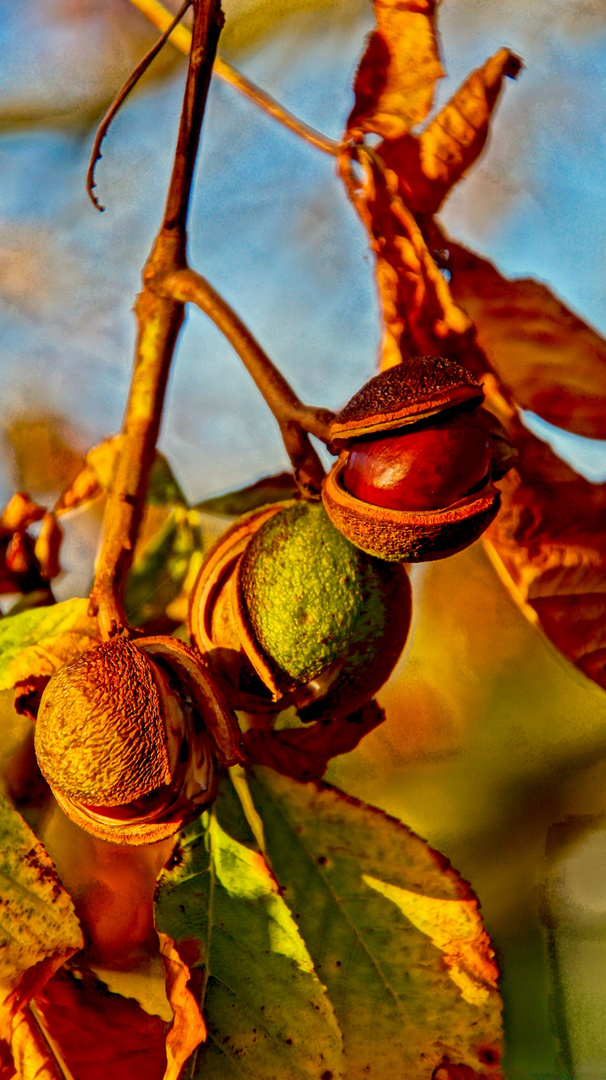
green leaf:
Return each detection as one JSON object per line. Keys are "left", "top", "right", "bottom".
{"left": 124, "top": 508, "right": 202, "bottom": 628}
{"left": 196, "top": 473, "right": 297, "bottom": 518}
{"left": 0, "top": 790, "right": 83, "bottom": 1039}
{"left": 155, "top": 782, "right": 344, "bottom": 1080}
{"left": 0, "top": 598, "right": 99, "bottom": 691}
{"left": 248, "top": 768, "right": 503, "bottom": 1080}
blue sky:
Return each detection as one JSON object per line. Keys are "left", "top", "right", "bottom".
{"left": 0, "top": 0, "right": 605, "bottom": 503}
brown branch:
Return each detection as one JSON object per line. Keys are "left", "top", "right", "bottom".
{"left": 89, "top": 0, "right": 223, "bottom": 639}
{"left": 212, "top": 56, "right": 341, "bottom": 157}
{"left": 127, "top": 0, "right": 341, "bottom": 156}
{"left": 161, "top": 267, "right": 335, "bottom": 497}
{"left": 162, "top": 0, "right": 223, "bottom": 240}
{"left": 86, "top": 0, "right": 193, "bottom": 211}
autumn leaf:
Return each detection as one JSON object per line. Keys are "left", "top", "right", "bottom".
{"left": 347, "top": 0, "right": 443, "bottom": 140}
{"left": 155, "top": 786, "right": 345, "bottom": 1079}
{"left": 32, "top": 968, "right": 170, "bottom": 1080}
{"left": 249, "top": 768, "right": 502, "bottom": 1080}
{"left": 347, "top": 152, "right": 472, "bottom": 367}
{"left": 378, "top": 49, "right": 522, "bottom": 215}
{"left": 0, "top": 791, "right": 83, "bottom": 1068}
{"left": 444, "top": 236, "right": 606, "bottom": 439}
{"left": 0, "top": 599, "right": 99, "bottom": 692}
{"left": 483, "top": 418, "right": 606, "bottom": 693}
{"left": 244, "top": 699, "right": 386, "bottom": 782}
{"left": 55, "top": 436, "right": 186, "bottom": 515}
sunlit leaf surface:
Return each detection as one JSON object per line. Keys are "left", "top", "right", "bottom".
{"left": 155, "top": 787, "right": 344, "bottom": 1079}
{"left": 347, "top": 0, "right": 443, "bottom": 140}
{"left": 249, "top": 768, "right": 503, "bottom": 1080}
{"left": 0, "top": 599, "right": 99, "bottom": 692}
{"left": 0, "top": 791, "right": 82, "bottom": 1063}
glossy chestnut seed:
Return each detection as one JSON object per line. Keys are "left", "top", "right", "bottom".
{"left": 342, "top": 408, "right": 493, "bottom": 512}
{"left": 322, "top": 357, "right": 511, "bottom": 562}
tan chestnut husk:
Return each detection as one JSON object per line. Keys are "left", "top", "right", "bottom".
{"left": 329, "top": 356, "right": 484, "bottom": 445}
{"left": 322, "top": 356, "right": 511, "bottom": 562}
{"left": 323, "top": 453, "right": 500, "bottom": 562}
{"left": 188, "top": 504, "right": 285, "bottom": 713}
{"left": 35, "top": 635, "right": 243, "bottom": 846}
{"left": 189, "top": 499, "right": 412, "bottom": 721}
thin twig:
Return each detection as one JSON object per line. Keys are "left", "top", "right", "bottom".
{"left": 87, "top": 0, "right": 193, "bottom": 211}
{"left": 90, "top": 0, "right": 223, "bottom": 638}
{"left": 161, "top": 267, "right": 334, "bottom": 496}
{"left": 127, "top": 0, "right": 342, "bottom": 156}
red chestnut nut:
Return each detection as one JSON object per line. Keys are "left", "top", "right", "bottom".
{"left": 322, "top": 357, "right": 514, "bottom": 562}
{"left": 342, "top": 408, "right": 493, "bottom": 513}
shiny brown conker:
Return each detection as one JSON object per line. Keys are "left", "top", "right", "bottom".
{"left": 341, "top": 407, "right": 493, "bottom": 512}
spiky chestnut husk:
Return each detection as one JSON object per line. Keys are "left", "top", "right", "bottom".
{"left": 189, "top": 500, "right": 411, "bottom": 721}
{"left": 322, "top": 357, "right": 511, "bottom": 562}
{"left": 34, "top": 635, "right": 242, "bottom": 845}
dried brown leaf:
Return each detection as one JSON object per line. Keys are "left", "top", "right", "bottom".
{"left": 379, "top": 48, "right": 522, "bottom": 214}
{"left": 446, "top": 238, "right": 606, "bottom": 439}
{"left": 158, "top": 933, "right": 206, "bottom": 1080}
{"left": 347, "top": 0, "right": 443, "bottom": 140}
{"left": 350, "top": 155, "right": 472, "bottom": 367}
{"left": 243, "top": 699, "right": 386, "bottom": 782}
{"left": 484, "top": 419, "right": 606, "bottom": 692}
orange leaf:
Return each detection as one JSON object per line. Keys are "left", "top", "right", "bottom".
{"left": 446, "top": 238, "right": 606, "bottom": 439}
{"left": 347, "top": 0, "right": 443, "bottom": 140}
{"left": 0, "top": 495, "right": 45, "bottom": 535}
{"left": 484, "top": 420, "right": 606, "bottom": 692}
{"left": 379, "top": 48, "right": 522, "bottom": 214}
{"left": 158, "top": 933, "right": 206, "bottom": 1080}
{"left": 351, "top": 155, "right": 472, "bottom": 367}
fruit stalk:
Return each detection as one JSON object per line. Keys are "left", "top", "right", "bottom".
{"left": 162, "top": 267, "right": 334, "bottom": 496}
{"left": 89, "top": 0, "right": 223, "bottom": 638}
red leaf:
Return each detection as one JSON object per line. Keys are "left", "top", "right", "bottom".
{"left": 34, "top": 969, "right": 168, "bottom": 1080}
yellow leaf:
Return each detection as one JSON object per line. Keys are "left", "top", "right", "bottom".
{"left": 347, "top": 0, "right": 444, "bottom": 140}
{"left": 363, "top": 874, "right": 498, "bottom": 1008}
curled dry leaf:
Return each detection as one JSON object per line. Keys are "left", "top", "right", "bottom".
{"left": 379, "top": 48, "right": 522, "bottom": 215}
{"left": 346, "top": 153, "right": 472, "bottom": 367}
{"left": 347, "top": 0, "right": 443, "bottom": 140}
{"left": 445, "top": 236, "right": 606, "bottom": 439}
{"left": 483, "top": 419, "right": 606, "bottom": 693}
{"left": 158, "top": 933, "right": 207, "bottom": 1080}
{"left": 243, "top": 699, "right": 386, "bottom": 783}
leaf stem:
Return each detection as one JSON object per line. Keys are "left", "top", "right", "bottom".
{"left": 161, "top": 267, "right": 335, "bottom": 497}
{"left": 127, "top": 0, "right": 342, "bottom": 156}
{"left": 90, "top": 0, "right": 223, "bottom": 638}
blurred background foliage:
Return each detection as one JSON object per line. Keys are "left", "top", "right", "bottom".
{"left": 1, "top": 0, "right": 606, "bottom": 1077}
